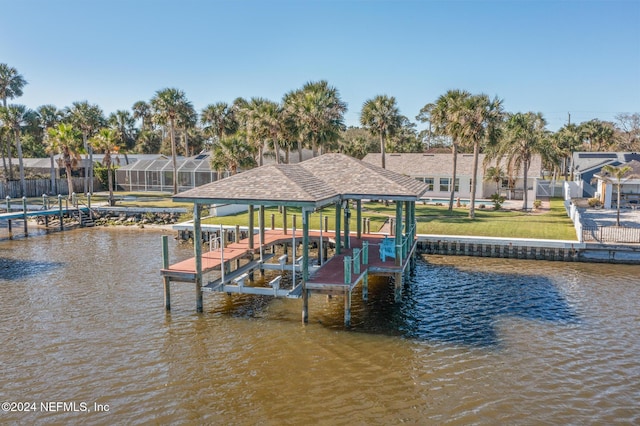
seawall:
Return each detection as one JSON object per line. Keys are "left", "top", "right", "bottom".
{"left": 417, "top": 235, "right": 640, "bottom": 264}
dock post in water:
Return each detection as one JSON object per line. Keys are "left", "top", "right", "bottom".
{"left": 162, "top": 235, "right": 171, "bottom": 310}
{"left": 58, "top": 195, "right": 64, "bottom": 231}
{"left": 343, "top": 255, "right": 352, "bottom": 327}
{"left": 344, "top": 289, "right": 352, "bottom": 327}
{"left": 344, "top": 203, "right": 350, "bottom": 249}
{"left": 302, "top": 209, "right": 310, "bottom": 324}
{"left": 193, "top": 204, "right": 204, "bottom": 313}
{"left": 356, "top": 200, "right": 362, "bottom": 239}
{"left": 22, "top": 197, "right": 28, "bottom": 236}
{"left": 335, "top": 202, "right": 341, "bottom": 254}
{"left": 248, "top": 205, "right": 254, "bottom": 281}
{"left": 6, "top": 197, "right": 12, "bottom": 238}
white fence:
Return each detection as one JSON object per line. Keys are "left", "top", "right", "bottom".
{"left": 564, "top": 180, "right": 640, "bottom": 244}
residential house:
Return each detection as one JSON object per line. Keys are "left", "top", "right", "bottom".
{"left": 361, "top": 153, "right": 542, "bottom": 203}
{"left": 571, "top": 152, "right": 640, "bottom": 199}
{"left": 592, "top": 159, "right": 640, "bottom": 209}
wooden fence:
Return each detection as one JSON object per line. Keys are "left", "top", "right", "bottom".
{"left": 0, "top": 178, "right": 102, "bottom": 198}
{"left": 582, "top": 225, "right": 640, "bottom": 244}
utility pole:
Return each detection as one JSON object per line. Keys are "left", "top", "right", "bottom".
{"left": 568, "top": 112, "right": 571, "bottom": 125}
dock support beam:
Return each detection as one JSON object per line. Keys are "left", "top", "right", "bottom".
{"left": 394, "top": 272, "right": 402, "bottom": 303}
{"left": 22, "top": 197, "right": 28, "bottom": 237}
{"left": 6, "top": 197, "right": 12, "bottom": 238}
{"left": 193, "top": 204, "right": 203, "bottom": 313}
{"left": 335, "top": 202, "right": 341, "bottom": 255}
{"left": 162, "top": 235, "right": 171, "bottom": 310}
{"left": 58, "top": 195, "right": 64, "bottom": 231}
{"left": 356, "top": 200, "right": 362, "bottom": 238}
{"left": 283, "top": 206, "right": 287, "bottom": 235}
{"left": 248, "top": 205, "right": 255, "bottom": 281}
{"left": 259, "top": 205, "right": 265, "bottom": 275}
{"left": 344, "top": 202, "right": 350, "bottom": 249}
{"left": 344, "top": 289, "right": 352, "bottom": 327}
{"left": 395, "top": 202, "right": 403, "bottom": 266}
{"left": 302, "top": 209, "right": 310, "bottom": 324}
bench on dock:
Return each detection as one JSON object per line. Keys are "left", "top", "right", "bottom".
{"left": 379, "top": 236, "right": 395, "bottom": 262}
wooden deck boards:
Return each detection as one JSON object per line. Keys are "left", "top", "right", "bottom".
{"left": 162, "top": 228, "right": 408, "bottom": 286}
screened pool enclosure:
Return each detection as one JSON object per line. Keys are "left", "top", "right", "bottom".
{"left": 116, "top": 155, "right": 228, "bottom": 192}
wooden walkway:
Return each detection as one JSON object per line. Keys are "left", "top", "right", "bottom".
{"left": 0, "top": 206, "right": 89, "bottom": 221}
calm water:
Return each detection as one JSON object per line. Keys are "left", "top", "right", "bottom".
{"left": 1, "top": 228, "right": 639, "bottom": 425}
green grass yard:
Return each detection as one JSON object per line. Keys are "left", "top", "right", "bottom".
{"left": 34, "top": 191, "right": 575, "bottom": 241}
{"left": 199, "top": 198, "right": 576, "bottom": 241}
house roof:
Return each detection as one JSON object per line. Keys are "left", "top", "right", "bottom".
{"left": 594, "top": 159, "right": 640, "bottom": 181}
{"left": 572, "top": 152, "right": 640, "bottom": 174}
{"left": 173, "top": 153, "right": 429, "bottom": 208}
{"left": 361, "top": 153, "right": 542, "bottom": 178}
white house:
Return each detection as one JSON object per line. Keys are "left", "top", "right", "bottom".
{"left": 361, "top": 153, "right": 543, "bottom": 202}
{"left": 593, "top": 159, "right": 640, "bottom": 209}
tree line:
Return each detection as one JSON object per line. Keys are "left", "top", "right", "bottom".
{"left": 1, "top": 62, "right": 639, "bottom": 213}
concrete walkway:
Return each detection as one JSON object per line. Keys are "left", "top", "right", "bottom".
{"left": 579, "top": 208, "right": 640, "bottom": 228}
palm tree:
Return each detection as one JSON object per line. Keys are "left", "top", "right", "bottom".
{"left": 417, "top": 89, "right": 471, "bottom": 211}
{"left": 580, "top": 119, "right": 615, "bottom": 152}
{"left": 47, "top": 123, "right": 81, "bottom": 198}
{"left": 210, "top": 135, "right": 256, "bottom": 176}
{"left": 134, "top": 129, "right": 162, "bottom": 154}
{"left": 484, "top": 166, "right": 505, "bottom": 194}
{"left": 37, "top": 104, "right": 63, "bottom": 192}
{"left": 360, "top": 95, "right": 402, "bottom": 169}
{"left": 150, "top": 88, "right": 190, "bottom": 194}
{"left": 108, "top": 110, "right": 137, "bottom": 150}
{"left": 461, "top": 94, "right": 504, "bottom": 219}
{"left": 554, "top": 123, "right": 581, "bottom": 180}
{"left": 243, "top": 97, "right": 270, "bottom": 166}
{"left": 256, "top": 100, "right": 284, "bottom": 164}
{"left": 176, "top": 103, "right": 197, "bottom": 157}
{"left": 491, "top": 112, "right": 549, "bottom": 211}
{"left": 0, "top": 63, "right": 27, "bottom": 180}
{"left": 132, "top": 100, "right": 153, "bottom": 131}
{"left": 600, "top": 165, "right": 637, "bottom": 226}
{"left": 201, "top": 102, "right": 238, "bottom": 146}
{"left": 65, "top": 101, "right": 105, "bottom": 194}
{"left": 90, "top": 128, "right": 120, "bottom": 206}
{"left": 0, "top": 104, "right": 34, "bottom": 196}
{"left": 283, "top": 81, "right": 347, "bottom": 158}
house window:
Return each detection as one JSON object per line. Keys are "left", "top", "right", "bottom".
{"left": 440, "top": 177, "right": 450, "bottom": 192}
{"left": 424, "top": 177, "right": 434, "bottom": 191}
{"left": 454, "top": 178, "right": 460, "bottom": 192}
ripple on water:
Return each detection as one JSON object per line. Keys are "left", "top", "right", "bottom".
{"left": 1, "top": 231, "right": 639, "bottom": 425}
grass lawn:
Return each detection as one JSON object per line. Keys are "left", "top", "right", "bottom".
{"left": 410, "top": 198, "right": 576, "bottom": 240}
{"left": 201, "top": 206, "right": 389, "bottom": 233}
{"left": 29, "top": 191, "right": 575, "bottom": 240}
{"left": 199, "top": 198, "right": 576, "bottom": 241}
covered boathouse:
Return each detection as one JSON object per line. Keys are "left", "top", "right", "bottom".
{"left": 160, "top": 153, "right": 429, "bottom": 325}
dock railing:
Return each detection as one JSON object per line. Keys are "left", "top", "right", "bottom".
{"left": 343, "top": 241, "right": 369, "bottom": 285}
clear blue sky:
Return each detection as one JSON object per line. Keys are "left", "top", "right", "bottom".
{"left": 2, "top": 0, "right": 639, "bottom": 131}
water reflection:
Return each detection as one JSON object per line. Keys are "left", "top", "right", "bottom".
{"left": 396, "top": 260, "right": 578, "bottom": 347}
{"left": 324, "top": 258, "right": 579, "bottom": 347}
{"left": 0, "top": 257, "right": 65, "bottom": 280}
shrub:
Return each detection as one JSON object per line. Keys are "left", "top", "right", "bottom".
{"left": 490, "top": 193, "right": 506, "bottom": 210}
{"left": 533, "top": 199, "right": 542, "bottom": 210}
{"left": 587, "top": 197, "right": 601, "bottom": 208}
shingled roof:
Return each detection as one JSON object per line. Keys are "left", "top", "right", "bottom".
{"left": 174, "top": 153, "right": 429, "bottom": 207}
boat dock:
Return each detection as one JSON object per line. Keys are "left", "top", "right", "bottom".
{"left": 1, "top": 196, "right": 92, "bottom": 238}
{"left": 160, "top": 153, "right": 427, "bottom": 326}
{"left": 161, "top": 227, "right": 416, "bottom": 325}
